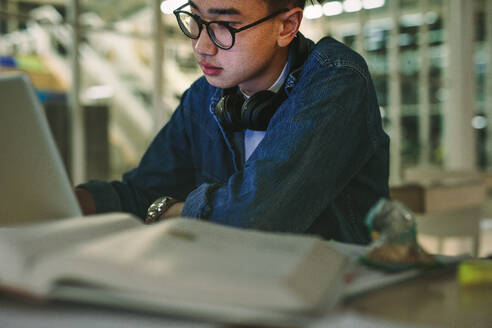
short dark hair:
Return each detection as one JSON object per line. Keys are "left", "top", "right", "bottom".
{"left": 263, "top": 0, "right": 312, "bottom": 11}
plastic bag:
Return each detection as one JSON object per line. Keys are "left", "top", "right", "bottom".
{"left": 361, "top": 199, "right": 438, "bottom": 271}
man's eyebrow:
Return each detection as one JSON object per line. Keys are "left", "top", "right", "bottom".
{"left": 188, "top": 1, "right": 241, "bottom": 16}
{"left": 208, "top": 8, "right": 241, "bottom": 15}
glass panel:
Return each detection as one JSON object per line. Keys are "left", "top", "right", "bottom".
{"left": 426, "top": 13, "right": 444, "bottom": 166}
{"left": 78, "top": 0, "right": 152, "bottom": 179}
{"left": 315, "top": 1, "right": 450, "bottom": 171}
{"left": 475, "top": 4, "right": 488, "bottom": 168}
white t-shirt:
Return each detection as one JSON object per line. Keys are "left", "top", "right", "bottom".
{"left": 243, "top": 61, "right": 290, "bottom": 162}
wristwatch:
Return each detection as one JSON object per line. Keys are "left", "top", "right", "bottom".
{"left": 145, "top": 196, "right": 180, "bottom": 224}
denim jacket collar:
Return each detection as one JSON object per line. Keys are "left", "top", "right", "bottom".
{"left": 284, "top": 32, "right": 315, "bottom": 94}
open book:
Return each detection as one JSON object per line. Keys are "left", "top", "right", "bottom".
{"left": 0, "top": 214, "right": 348, "bottom": 326}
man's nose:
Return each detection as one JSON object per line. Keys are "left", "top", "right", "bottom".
{"left": 194, "top": 29, "right": 218, "bottom": 56}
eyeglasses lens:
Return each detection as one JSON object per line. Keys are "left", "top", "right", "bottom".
{"left": 207, "top": 23, "right": 233, "bottom": 49}
{"left": 178, "top": 12, "right": 199, "bottom": 38}
{"left": 177, "top": 13, "right": 234, "bottom": 49}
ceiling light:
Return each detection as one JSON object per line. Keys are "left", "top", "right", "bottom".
{"left": 472, "top": 116, "right": 487, "bottom": 130}
{"left": 160, "top": 0, "right": 188, "bottom": 15}
{"left": 304, "top": 4, "right": 324, "bottom": 19}
{"left": 343, "top": 0, "right": 362, "bottom": 13}
{"left": 362, "top": 0, "right": 385, "bottom": 10}
{"left": 323, "top": 2, "right": 343, "bottom": 16}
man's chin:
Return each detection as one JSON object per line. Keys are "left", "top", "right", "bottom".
{"left": 204, "top": 75, "right": 236, "bottom": 89}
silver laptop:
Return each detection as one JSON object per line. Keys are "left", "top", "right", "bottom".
{"left": 0, "top": 74, "right": 82, "bottom": 226}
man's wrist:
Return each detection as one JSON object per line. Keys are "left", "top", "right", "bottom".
{"left": 162, "top": 202, "right": 185, "bottom": 219}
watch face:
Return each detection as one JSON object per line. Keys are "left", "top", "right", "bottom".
{"left": 148, "top": 197, "right": 168, "bottom": 219}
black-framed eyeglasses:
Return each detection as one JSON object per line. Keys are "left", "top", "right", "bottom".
{"left": 173, "top": 3, "right": 289, "bottom": 50}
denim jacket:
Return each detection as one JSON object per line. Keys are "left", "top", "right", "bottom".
{"left": 80, "top": 35, "right": 389, "bottom": 244}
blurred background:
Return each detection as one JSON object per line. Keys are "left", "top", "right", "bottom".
{"left": 1, "top": 0, "right": 492, "bottom": 256}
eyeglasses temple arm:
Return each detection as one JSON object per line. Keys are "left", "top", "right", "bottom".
{"left": 234, "top": 8, "right": 290, "bottom": 33}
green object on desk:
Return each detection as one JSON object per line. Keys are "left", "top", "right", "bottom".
{"left": 458, "top": 260, "right": 492, "bottom": 286}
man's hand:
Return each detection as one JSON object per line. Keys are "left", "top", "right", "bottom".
{"left": 74, "top": 188, "right": 97, "bottom": 215}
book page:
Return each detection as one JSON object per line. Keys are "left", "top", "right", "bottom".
{"left": 33, "top": 218, "right": 346, "bottom": 313}
{"left": 0, "top": 213, "right": 141, "bottom": 290}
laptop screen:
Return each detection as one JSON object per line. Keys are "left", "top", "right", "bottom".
{"left": 0, "top": 74, "right": 82, "bottom": 226}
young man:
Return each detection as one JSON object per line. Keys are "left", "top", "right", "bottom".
{"left": 76, "top": 0, "right": 389, "bottom": 244}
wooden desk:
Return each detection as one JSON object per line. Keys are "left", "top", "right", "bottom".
{"left": 2, "top": 268, "right": 490, "bottom": 327}
{"left": 343, "top": 269, "right": 492, "bottom": 327}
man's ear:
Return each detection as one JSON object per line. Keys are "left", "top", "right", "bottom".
{"left": 277, "top": 8, "right": 303, "bottom": 48}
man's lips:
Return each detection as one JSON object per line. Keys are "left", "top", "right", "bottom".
{"left": 199, "top": 61, "right": 222, "bottom": 76}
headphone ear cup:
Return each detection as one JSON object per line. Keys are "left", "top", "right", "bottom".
{"left": 214, "top": 93, "right": 246, "bottom": 131}
{"left": 241, "top": 90, "right": 281, "bottom": 131}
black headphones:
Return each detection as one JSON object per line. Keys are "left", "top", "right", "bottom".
{"left": 214, "top": 34, "right": 310, "bottom": 132}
